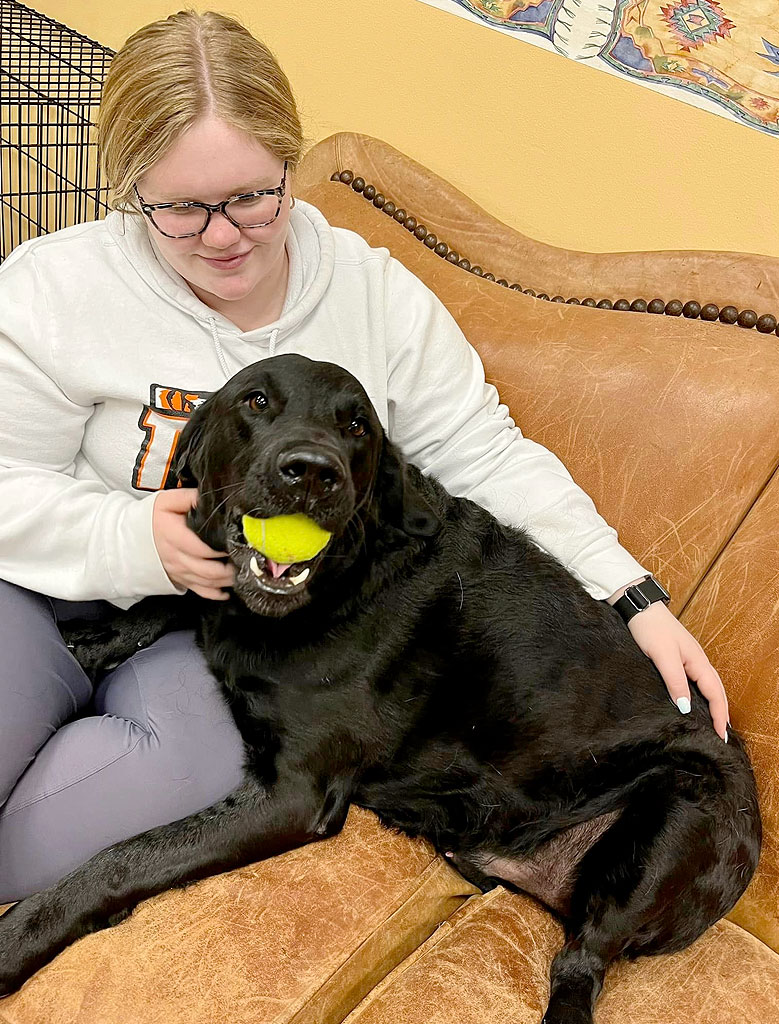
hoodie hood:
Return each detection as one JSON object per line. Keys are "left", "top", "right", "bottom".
{"left": 105, "top": 198, "right": 336, "bottom": 358}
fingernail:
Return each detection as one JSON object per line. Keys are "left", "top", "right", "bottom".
{"left": 676, "top": 697, "right": 691, "bottom": 714}
{"left": 724, "top": 729, "right": 728, "bottom": 744}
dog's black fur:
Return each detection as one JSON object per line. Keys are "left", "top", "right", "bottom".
{"left": 0, "top": 355, "right": 760, "bottom": 1023}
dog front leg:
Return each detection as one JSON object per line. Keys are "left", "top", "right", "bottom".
{"left": 0, "top": 772, "right": 338, "bottom": 997}
{"left": 59, "top": 594, "right": 200, "bottom": 682}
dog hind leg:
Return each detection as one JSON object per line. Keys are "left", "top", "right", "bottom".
{"left": 542, "top": 770, "right": 758, "bottom": 1024}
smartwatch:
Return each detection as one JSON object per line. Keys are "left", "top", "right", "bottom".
{"left": 613, "top": 575, "right": 671, "bottom": 624}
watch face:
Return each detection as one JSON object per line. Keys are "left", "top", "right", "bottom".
{"left": 649, "top": 577, "right": 671, "bottom": 602}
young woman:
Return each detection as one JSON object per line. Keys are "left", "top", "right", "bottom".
{"left": 0, "top": 10, "right": 727, "bottom": 903}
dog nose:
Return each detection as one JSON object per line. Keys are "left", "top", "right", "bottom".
{"left": 276, "top": 448, "right": 345, "bottom": 493}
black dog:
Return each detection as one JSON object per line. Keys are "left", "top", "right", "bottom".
{"left": 0, "top": 355, "right": 760, "bottom": 1023}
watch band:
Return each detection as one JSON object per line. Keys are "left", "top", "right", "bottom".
{"left": 613, "top": 576, "right": 671, "bottom": 624}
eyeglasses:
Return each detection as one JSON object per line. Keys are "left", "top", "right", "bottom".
{"left": 133, "top": 161, "right": 288, "bottom": 238}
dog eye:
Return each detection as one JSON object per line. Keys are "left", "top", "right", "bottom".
{"left": 348, "top": 418, "right": 369, "bottom": 437}
{"left": 245, "top": 391, "right": 268, "bottom": 411}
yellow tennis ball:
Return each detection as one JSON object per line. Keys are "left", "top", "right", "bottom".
{"left": 242, "top": 513, "right": 331, "bottom": 563}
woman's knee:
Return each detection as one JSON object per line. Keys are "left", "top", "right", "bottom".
{"left": 95, "top": 629, "right": 246, "bottom": 803}
{"left": 0, "top": 580, "right": 95, "bottom": 806}
{"left": 0, "top": 631, "right": 245, "bottom": 900}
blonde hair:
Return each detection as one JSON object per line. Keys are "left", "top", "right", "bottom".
{"left": 96, "top": 9, "right": 304, "bottom": 211}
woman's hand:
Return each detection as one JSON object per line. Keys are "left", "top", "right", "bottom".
{"left": 152, "top": 488, "right": 235, "bottom": 600}
{"left": 614, "top": 595, "right": 729, "bottom": 742}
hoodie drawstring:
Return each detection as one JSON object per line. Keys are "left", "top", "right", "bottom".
{"left": 208, "top": 317, "right": 231, "bottom": 379}
{"left": 209, "top": 318, "right": 281, "bottom": 376}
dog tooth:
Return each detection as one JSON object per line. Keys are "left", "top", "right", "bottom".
{"left": 290, "top": 567, "right": 310, "bottom": 586}
{"left": 250, "top": 556, "right": 262, "bottom": 577}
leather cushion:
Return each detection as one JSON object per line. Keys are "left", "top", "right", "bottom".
{"left": 342, "top": 887, "right": 779, "bottom": 1024}
{"left": 0, "top": 807, "right": 477, "bottom": 1024}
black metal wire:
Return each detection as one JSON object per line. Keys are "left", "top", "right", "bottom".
{"left": 1, "top": 0, "right": 115, "bottom": 261}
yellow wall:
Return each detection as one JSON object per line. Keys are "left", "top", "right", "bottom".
{"left": 32, "top": 0, "right": 779, "bottom": 257}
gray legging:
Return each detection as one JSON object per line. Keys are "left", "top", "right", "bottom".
{"left": 0, "top": 579, "right": 246, "bottom": 902}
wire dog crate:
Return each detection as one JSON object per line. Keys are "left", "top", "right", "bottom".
{"left": 0, "top": 0, "right": 114, "bottom": 261}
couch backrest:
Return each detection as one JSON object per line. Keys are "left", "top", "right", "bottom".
{"left": 297, "top": 136, "right": 779, "bottom": 954}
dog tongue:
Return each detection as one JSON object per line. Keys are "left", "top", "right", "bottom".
{"left": 265, "top": 557, "right": 292, "bottom": 579}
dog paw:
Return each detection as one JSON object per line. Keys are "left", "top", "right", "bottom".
{"left": 0, "top": 887, "right": 86, "bottom": 997}
{"left": 59, "top": 620, "right": 127, "bottom": 680}
{"left": 540, "top": 1006, "right": 593, "bottom": 1024}
{"left": 0, "top": 904, "right": 42, "bottom": 998}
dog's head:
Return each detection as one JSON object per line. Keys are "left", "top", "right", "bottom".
{"left": 174, "top": 354, "right": 439, "bottom": 616}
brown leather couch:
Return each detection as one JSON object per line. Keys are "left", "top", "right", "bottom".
{"left": 2, "top": 133, "right": 778, "bottom": 1024}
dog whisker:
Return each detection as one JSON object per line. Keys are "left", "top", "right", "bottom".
{"left": 197, "top": 481, "right": 244, "bottom": 500}
{"left": 199, "top": 488, "right": 242, "bottom": 531}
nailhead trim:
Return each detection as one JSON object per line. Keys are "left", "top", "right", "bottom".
{"left": 331, "top": 169, "right": 779, "bottom": 337}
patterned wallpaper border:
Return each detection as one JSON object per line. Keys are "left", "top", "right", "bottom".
{"left": 418, "top": 0, "right": 779, "bottom": 136}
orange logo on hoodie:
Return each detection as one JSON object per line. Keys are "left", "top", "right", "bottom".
{"left": 133, "top": 384, "right": 213, "bottom": 491}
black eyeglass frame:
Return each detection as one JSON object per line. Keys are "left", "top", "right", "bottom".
{"left": 133, "top": 161, "right": 288, "bottom": 238}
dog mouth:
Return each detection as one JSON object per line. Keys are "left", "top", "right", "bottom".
{"left": 244, "top": 549, "right": 323, "bottom": 593}
{"left": 225, "top": 513, "right": 331, "bottom": 605}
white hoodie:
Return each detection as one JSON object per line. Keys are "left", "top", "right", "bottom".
{"left": 0, "top": 199, "right": 648, "bottom": 609}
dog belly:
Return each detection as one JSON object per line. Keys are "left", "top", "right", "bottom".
{"left": 452, "top": 810, "right": 621, "bottom": 917}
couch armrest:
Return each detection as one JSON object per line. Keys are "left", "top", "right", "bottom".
{"left": 682, "top": 472, "right": 779, "bottom": 954}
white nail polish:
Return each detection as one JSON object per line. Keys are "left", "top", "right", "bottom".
{"left": 676, "top": 697, "right": 691, "bottom": 714}
{"left": 724, "top": 730, "right": 728, "bottom": 744}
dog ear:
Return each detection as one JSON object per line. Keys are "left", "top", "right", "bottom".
{"left": 171, "top": 402, "right": 228, "bottom": 553}
{"left": 173, "top": 406, "right": 208, "bottom": 488}
{"left": 377, "top": 437, "right": 440, "bottom": 537}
